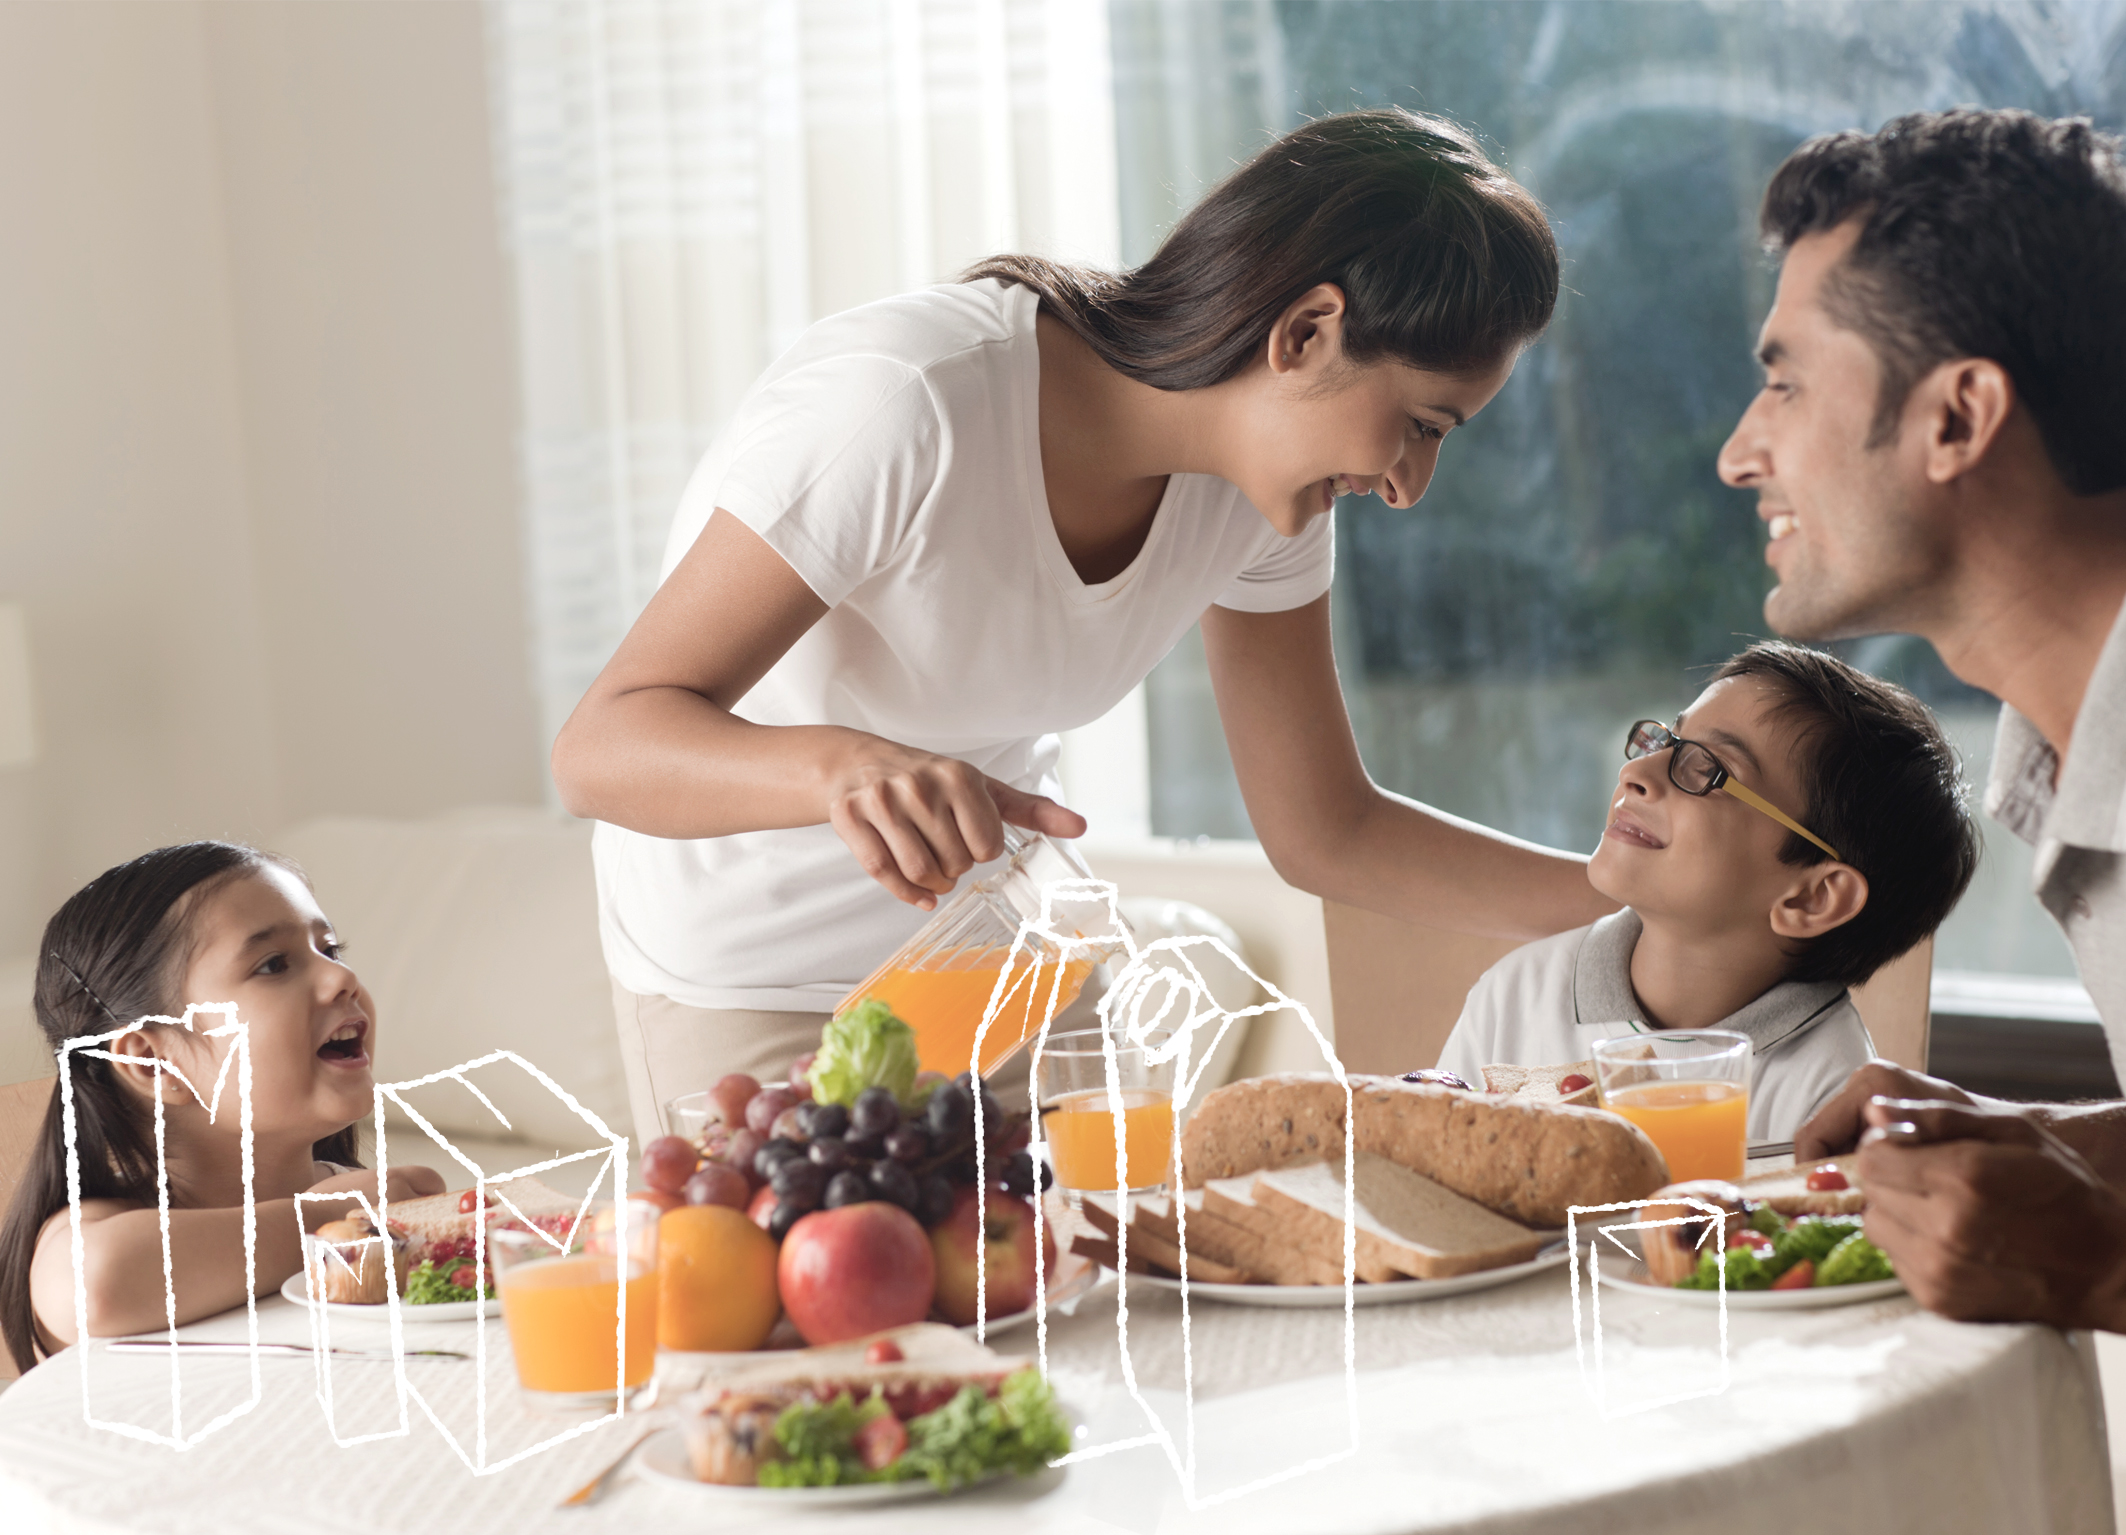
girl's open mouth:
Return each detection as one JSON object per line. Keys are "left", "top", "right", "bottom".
{"left": 318, "top": 1019, "right": 369, "bottom": 1066}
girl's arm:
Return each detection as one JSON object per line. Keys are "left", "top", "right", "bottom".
{"left": 1201, "top": 596, "right": 1614, "bottom": 941}
{"left": 550, "top": 510, "right": 1084, "bottom": 908}
{"left": 28, "top": 1167, "right": 443, "bottom": 1345}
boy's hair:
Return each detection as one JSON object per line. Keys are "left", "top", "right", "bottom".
{"left": 1709, "top": 641, "right": 1978, "bottom": 988}
{"left": 0, "top": 842, "right": 360, "bottom": 1376}
{"left": 1760, "top": 108, "right": 2126, "bottom": 495}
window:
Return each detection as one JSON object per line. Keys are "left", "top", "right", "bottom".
{"left": 1114, "top": 0, "right": 2124, "bottom": 986}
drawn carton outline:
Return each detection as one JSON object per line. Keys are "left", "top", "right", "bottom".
{"left": 292, "top": 1187, "right": 411, "bottom": 1446}
{"left": 960, "top": 876, "right": 1362, "bottom": 1510}
{"left": 1566, "top": 1197, "right": 1734, "bottom": 1419}
{"left": 59, "top": 1003, "right": 260, "bottom": 1451}
{"left": 371, "top": 1050, "right": 635, "bottom": 1476}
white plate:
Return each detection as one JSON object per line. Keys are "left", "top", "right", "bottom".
{"left": 1126, "top": 1244, "right": 1571, "bottom": 1307}
{"left": 278, "top": 1271, "right": 499, "bottom": 1323}
{"left": 1594, "top": 1258, "right": 1906, "bottom": 1310}
{"left": 633, "top": 1426, "right": 1013, "bottom": 1504}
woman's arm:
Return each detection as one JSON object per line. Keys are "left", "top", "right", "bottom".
{"left": 1200, "top": 597, "right": 1615, "bottom": 941}
{"left": 550, "top": 511, "right": 1083, "bottom": 907}
{"left": 29, "top": 1167, "right": 443, "bottom": 1345}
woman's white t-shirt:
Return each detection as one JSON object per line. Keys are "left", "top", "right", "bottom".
{"left": 593, "top": 279, "right": 1334, "bottom": 1011}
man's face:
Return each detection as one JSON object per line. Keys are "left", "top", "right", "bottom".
{"left": 1716, "top": 220, "right": 1951, "bottom": 639}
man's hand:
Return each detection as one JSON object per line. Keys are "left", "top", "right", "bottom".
{"left": 1858, "top": 1096, "right": 2126, "bottom": 1329}
{"left": 1795, "top": 1059, "right": 1976, "bottom": 1161}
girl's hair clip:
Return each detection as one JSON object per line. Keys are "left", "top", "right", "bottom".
{"left": 51, "top": 951, "right": 123, "bottom": 1025}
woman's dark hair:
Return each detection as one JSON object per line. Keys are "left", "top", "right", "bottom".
{"left": 1760, "top": 108, "right": 2126, "bottom": 495}
{"left": 1708, "top": 642, "right": 1980, "bottom": 989}
{"left": 1, "top": 842, "right": 360, "bottom": 1374}
{"left": 965, "top": 108, "right": 1557, "bottom": 389}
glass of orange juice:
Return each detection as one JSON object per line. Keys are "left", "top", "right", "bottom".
{"left": 491, "top": 1198, "right": 659, "bottom": 1413}
{"left": 1592, "top": 1030, "right": 1751, "bottom": 1183}
{"left": 1037, "top": 1027, "right": 1177, "bottom": 1196}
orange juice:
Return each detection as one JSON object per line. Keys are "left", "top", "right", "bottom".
{"left": 862, "top": 949, "right": 1096, "bottom": 1077}
{"left": 497, "top": 1253, "right": 657, "bottom": 1395}
{"left": 1602, "top": 1080, "right": 1748, "bottom": 1182}
{"left": 1042, "top": 1088, "right": 1174, "bottom": 1191}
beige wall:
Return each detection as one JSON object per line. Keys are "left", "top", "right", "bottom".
{"left": 0, "top": 0, "right": 541, "bottom": 962}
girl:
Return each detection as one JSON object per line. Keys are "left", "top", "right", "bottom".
{"left": 553, "top": 107, "right": 1615, "bottom": 1147}
{"left": 0, "top": 843, "right": 444, "bottom": 1374}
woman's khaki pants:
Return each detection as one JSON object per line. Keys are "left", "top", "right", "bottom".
{"left": 609, "top": 980, "right": 828, "bottom": 1152}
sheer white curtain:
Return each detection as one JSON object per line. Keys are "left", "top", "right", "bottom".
{"left": 485, "top": 0, "right": 1125, "bottom": 778}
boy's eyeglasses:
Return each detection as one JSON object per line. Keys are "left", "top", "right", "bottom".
{"left": 1623, "top": 720, "right": 1842, "bottom": 862}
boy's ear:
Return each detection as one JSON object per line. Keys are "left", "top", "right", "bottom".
{"left": 1769, "top": 863, "right": 1868, "bottom": 941}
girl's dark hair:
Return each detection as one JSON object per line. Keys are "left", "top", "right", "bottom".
{"left": 965, "top": 108, "right": 1557, "bottom": 389}
{"left": 1, "top": 843, "right": 361, "bottom": 1374}
{"left": 1708, "top": 643, "right": 1980, "bottom": 989}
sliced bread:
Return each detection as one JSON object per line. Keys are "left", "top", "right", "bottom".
{"left": 1737, "top": 1154, "right": 1865, "bottom": 1216}
{"left": 1480, "top": 1060, "right": 1599, "bottom": 1109}
{"left": 1247, "top": 1153, "right": 1553, "bottom": 1279}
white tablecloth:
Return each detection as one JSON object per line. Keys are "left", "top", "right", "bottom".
{"left": 0, "top": 1265, "right": 2113, "bottom": 1535}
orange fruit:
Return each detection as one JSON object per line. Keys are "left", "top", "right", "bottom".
{"left": 657, "top": 1205, "right": 781, "bottom": 1352}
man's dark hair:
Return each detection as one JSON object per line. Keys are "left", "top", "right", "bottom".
{"left": 1708, "top": 642, "right": 1979, "bottom": 989}
{"left": 1760, "top": 108, "right": 2126, "bottom": 495}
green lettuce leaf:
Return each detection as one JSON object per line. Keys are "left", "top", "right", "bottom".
{"left": 808, "top": 997, "right": 921, "bottom": 1108}
{"left": 1816, "top": 1231, "right": 1896, "bottom": 1286}
{"left": 403, "top": 1258, "right": 493, "bottom": 1304}
{"left": 896, "top": 1368, "right": 1073, "bottom": 1491}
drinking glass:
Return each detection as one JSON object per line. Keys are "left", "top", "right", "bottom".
{"left": 1592, "top": 1030, "right": 1751, "bottom": 1183}
{"left": 492, "top": 1197, "right": 659, "bottom": 1413}
{"left": 1036, "top": 1028, "right": 1177, "bottom": 1196}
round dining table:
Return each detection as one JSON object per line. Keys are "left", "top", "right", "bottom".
{"left": 0, "top": 1245, "right": 2112, "bottom": 1535}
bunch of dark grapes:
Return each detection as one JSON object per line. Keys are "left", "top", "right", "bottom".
{"left": 643, "top": 1061, "right": 1049, "bottom": 1242}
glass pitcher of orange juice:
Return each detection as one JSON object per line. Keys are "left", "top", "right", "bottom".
{"left": 837, "top": 830, "right": 1133, "bottom": 1079}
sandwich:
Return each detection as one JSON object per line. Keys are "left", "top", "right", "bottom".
{"left": 678, "top": 1323, "right": 1071, "bottom": 1490}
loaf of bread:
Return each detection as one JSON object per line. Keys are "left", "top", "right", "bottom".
{"left": 1179, "top": 1073, "right": 1669, "bottom": 1229}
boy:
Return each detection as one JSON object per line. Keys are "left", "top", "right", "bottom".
{"left": 1436, "top": 641, "right": 1978, "bottom": 1142}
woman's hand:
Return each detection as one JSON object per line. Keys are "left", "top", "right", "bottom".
{"left": 825, "top": 735, "right": 1085, "bottom": 908}
{"left": 552, "top": 511, "right": 1086, "bottom": 900}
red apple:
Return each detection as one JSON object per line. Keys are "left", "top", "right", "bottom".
{"left": 929, "top": 1185, "right": 1055, "bottom": 1325}
{"left": 777, "top": 1204, "right": 936, "bottom": 1345}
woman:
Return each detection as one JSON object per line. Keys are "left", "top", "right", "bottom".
{"left": 553, "top": 109, "right": 1614, "bottom": 1148}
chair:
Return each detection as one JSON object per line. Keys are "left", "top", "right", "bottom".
{"left": 0, "top": 1076, "right": 55, "bottom": 1384}
{"left": 1323, "top": 902, "right": 1933, "bottom": 1076}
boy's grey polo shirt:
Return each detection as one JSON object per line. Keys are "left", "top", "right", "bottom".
{"left": 1434, "top": 910, "right": 1875, "bottom": 1142}
{"left": 1985, "top": 596, "right": 2126, "bottom": 1054}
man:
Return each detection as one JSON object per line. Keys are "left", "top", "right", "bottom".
{"left": 1716, "top": 108, "right": 2126, "bottom": 1327}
